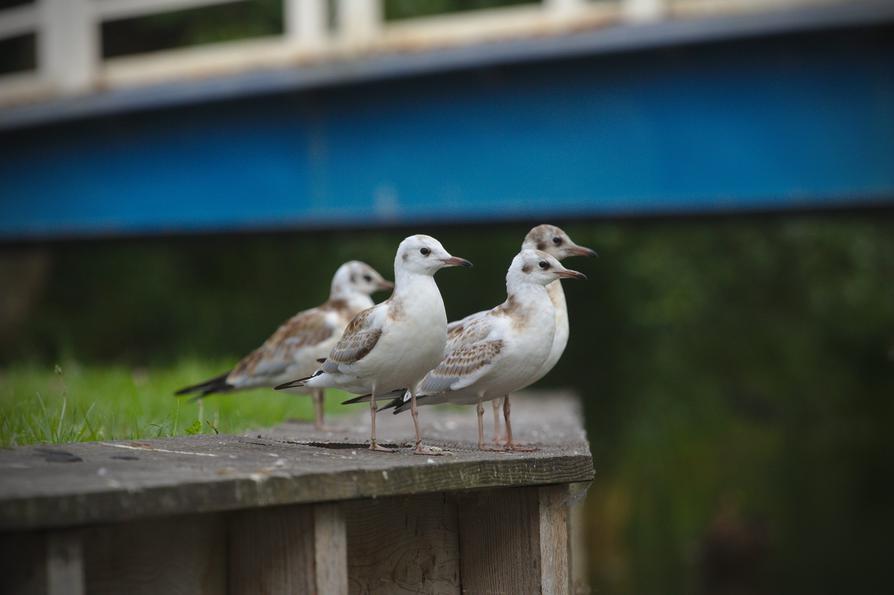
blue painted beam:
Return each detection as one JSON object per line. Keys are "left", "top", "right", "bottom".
{"left": 1, "top": 21, "right": 892, "bottom": 240}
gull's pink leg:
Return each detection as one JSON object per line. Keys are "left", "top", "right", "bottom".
{"left": 503, "top": 395, "right": 536, "bottom": 452}
{"left": 369, "top": 387, "right": 395, "bottom": 453}
{"left": 478, "top": 397, "right": 505, "bottom": 452}
{"left": 491, "top": 398, "right": 503, "bottom": 445}
{"left": 312, "top": 389, "right": 341, "bottom": 432}
{"left": 477, "top": 400, "right": 486, "bottom": 449}
{"left": 411, "top": 387, "right": 446, "bottom": 455}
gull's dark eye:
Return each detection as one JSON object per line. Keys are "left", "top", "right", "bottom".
{"left": 420, "top": 247, "right": 431, "bottom": 256}
{"left": 539, "top": 260, "right": 549, "bottom": 269}
{"left": 363, "top": 274, "right": 372, "bottom": 282}
{"left": 552, "top": 237, "right": 563, "bottom": 246}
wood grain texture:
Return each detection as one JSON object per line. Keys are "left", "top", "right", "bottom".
{"left": 82, "top": 514, "right": 224, "bottom": 595}
{"left": 314, "top": 503, "right": 348, "bottom": 595}
{"left": 345, "top": 493, "right": 461, "bottom": 595}
{"left": 539, "top": 485, "right": 572, "bottom": 595}
{"left": 0, "top": 392, "right": 593, "bottom": 531}
{"left": 228, "top": 505, "right": 316, "bottom": 595}
{"left": 457, "top": 487, "right": 542, "bottom": 594}
{"left": 0, "top": 530, "right": 85, "bottom": 595}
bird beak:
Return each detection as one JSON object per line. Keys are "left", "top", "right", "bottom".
{"left": 556, "top": 268, "right": 587, "bottom": 280}
{"left": 567, "top": 244, "right": 598, "bottom": 258}
{"left": 377, "top": 279, "right": 395, "bottom": 291}
{"left": 440, "top": 256, "right": 473, "bottom": 268}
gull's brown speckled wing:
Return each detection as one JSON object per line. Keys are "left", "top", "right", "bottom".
{"left": 418, "top": 339, "right": 503, "bottom": 394}
{"left": 321, "top": 307, "right": 382, "bottom": 372}
{"left": 446, "top": 311, "right": 493, "bottom": 354}
{"left": 227, "top": 308, "right": 335, "bottom": 385}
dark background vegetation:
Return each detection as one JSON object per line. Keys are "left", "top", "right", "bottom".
{"left": 2, "top": 0, "right": 892, "bottom": 593}
{"left": 3, "top": 218, "right": 892, "bottom": 594}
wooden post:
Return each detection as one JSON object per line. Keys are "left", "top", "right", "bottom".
{"left": 229, "top": 503, "right": 348, "bottom": 595}
{"left": 0, "top": 530, "right": 84, "bottom": 595}
{"left": 38, "top": 0, "right": 95, "bottom": 93}
{"left": 457, "top": 485, "right": 574, "bottom": 595}
{"left": 313, "top": 503, "right": 349, "bottom": 595}
{"left": 285, "top": 0, "right": 327, "bottom": 49}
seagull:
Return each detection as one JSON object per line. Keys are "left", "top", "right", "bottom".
{"left": 379, "top": 250, "right": 586, "bottom": 450}
{"left": 174, "top": 261, "right": 392, "bottom": 430}
{"left": 479, "top": 225, "right": 596, "bottom": 444}
{"left": 275, "top": 235, "right": 472, "bottom": 454}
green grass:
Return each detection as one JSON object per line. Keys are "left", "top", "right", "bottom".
{"left": 0, "top": 360, "right": 350, "bottom": 447}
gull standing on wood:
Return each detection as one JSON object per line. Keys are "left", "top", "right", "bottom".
{"left": 276, "top": 235, "right": 472, "bottom": 454}
{"left": 175, "top": 261, "right": 392, "bottom": 430}
{"left": 481, "top": 225, "right": 596, "bottom": 443}
{"left": 377, "top": 250, "right": 586, "bottom": 450}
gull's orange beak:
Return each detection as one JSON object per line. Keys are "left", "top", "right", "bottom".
{"left": 377, "top": 279, "right": 395, "bottom": 291}
{"left": 440, "top": 256, "right": 473, "bottom": 268}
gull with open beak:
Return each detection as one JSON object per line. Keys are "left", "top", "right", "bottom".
{"left": 276, "top": 235, "right": 472, "bottom": 454}
{"left": 175, "top": 261, "right": 392, "bottom": 430}
{"left": 376, "top": 250, "right": 586, "bottom": 450}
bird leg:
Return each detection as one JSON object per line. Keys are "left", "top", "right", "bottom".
{"left": 311, "top": 389, "right": 341, "bottom": 432}
{"left": 368, "top": 388, "right": 396, "bottom": 453}
{"left": 477, "top": 397, "right": 504, "bottom": 451}
{"left": 503, "top": 395, "right": 536, "bottom": 452}
{"left": 312, "top": 389, "right": 326, "bottom": 431}
{"left": 491, "top": 398, "right": 503, "bottom": 446}
{"left": 411, "top": 387, "right": 445, "bottom": 456}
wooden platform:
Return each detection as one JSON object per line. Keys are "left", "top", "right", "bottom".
{"left": 0, "top": 392, "right": 593, "bottom": 594}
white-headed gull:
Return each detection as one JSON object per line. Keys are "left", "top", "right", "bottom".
{"left": 175, "top": 261, "right": 392, "bottom": 429}
{"left": 276, "top": 235, "right": 472, "bottom": 454}
{"left": 380, "top": 250, "right": 586, "bottom": 450}
{"left": 475, "top": 225, "right": 596, "bottom": 442}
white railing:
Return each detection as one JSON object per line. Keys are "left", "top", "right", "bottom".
{"left": 0, "top": 0, "right": 846, "bottom": 106}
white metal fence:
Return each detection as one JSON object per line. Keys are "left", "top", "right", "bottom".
{"left": 0, "top": 0, "right": 841, "bottom": 106}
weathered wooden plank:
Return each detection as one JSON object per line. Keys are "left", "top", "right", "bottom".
{"left": 344, "top": 493, "right": 460, "bottom": 595}
{"left": 539, "top": 485, "right": 572, "bottom": 595}
{"left": 229, "top": 505, "right": 316, "bottom": 595}
{"left": 82, "top": 514, "right": 225, "bottom": 595}
{"left": 0, "top": 530, "right": 85, "bottom": 595}
{"left": 0, "top": 393, "right": 593, "bottom": 531}
{"left": 569, "top": 482, "right": 591, "bottom": 595}
{"left": 314, "top": 503, "right": 349, "bottom": 595}
{"left": 456, "top": 485, "right": 578, "bottom": 595}
{"left": 457, "top": 487, "right": 542, "bottom": 594}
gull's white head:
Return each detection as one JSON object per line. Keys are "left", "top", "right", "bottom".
{"left": 395, "top": 234, "right": 472, "bottom": 276}
{"left": 331, "top": 261, "right": 393, "bottom": 299}
{"left": 523, "top": 224, "right": 598, "bottom": 260}
{"left": 507, "top": 249, "right": 586, "bottom": 291}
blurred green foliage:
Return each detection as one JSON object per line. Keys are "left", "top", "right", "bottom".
{"left": 2, "top": 218, "right": 892, "bottom": 594}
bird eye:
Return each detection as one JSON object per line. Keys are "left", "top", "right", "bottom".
{"left": 538, "top": 261, "right": 549, "bottom": 269}
{"left": 552, "top": 237, "right": 563, "bottom": 246}
{"left": 363, "top": 274, "right": 372, "bottom": 282}
{"left": 420, "top": 247, "right": 431, "bottom": 256}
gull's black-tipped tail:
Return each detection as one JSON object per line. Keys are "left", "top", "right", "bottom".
{"left": 275, "top": 375, "right": 313, "bottom": 391}
{"left": 174, "top": 373, "right": 233, "bottom": 401}
{"left": 342, "top": 388, "right": 405, "bottom": 407}
{"left": 380, "top": 393, "right": 407, "bottom": 413}
{"left": 342, "top": 393, "right": 373, "bottom": 405}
